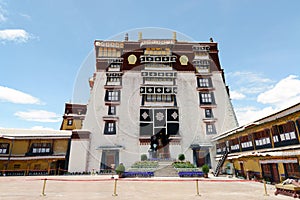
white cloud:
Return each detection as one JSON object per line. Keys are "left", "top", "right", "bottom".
{"left": 257, "top": 75, "right": 300, "bottom": 109}
{"left": 0, "top": 5, "right": 7, "bottom": 23}
{"left": 228, "top": 71, "right": 272, "bottom": 83}
{"left": 0, "top": 29, "right": 31, "bottom": 43}
{"left": 234, "top": 75, "right": 300, "bottom": 126}
{"left": 230, "top": 90, "right": 246, "bottom": 100}
{"left": 0, "top": 85, "right": 42, "bottom": 104}
{"left": 227, "top": 71, "right": 274, "bottom": 95}
{"left": 235, "top": 106, "right": 278, "bottom": 126}
{"left": 14, "top": 110, "right": 61, "bottom": 122}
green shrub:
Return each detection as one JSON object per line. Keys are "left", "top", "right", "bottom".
{"left": 131, "top": 161, "right": 159, "bottom": 168}
{"left": 201, "top": 164, "right": 209, "bottom": 174}
{"left": 178, "top": 154, "right": 185, "bottom": 161}
{"left": 141, "top": 154, "right": 148, "bottom": 161}
{"left": 115, "top": 163, "right": 125, "bottom": 175}
{"left": 172, "top": 161, "right": 196, "bottom": 168}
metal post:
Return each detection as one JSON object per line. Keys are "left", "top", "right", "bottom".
{"left": 263, "top": 180, "right": 269, "bottom": 196}
{"left": 196, "top": 179, "right": 201, "bottom": 196}
{"left": 112, "top": 179, "right": 118, "bottom": 196}
{"left": 41, "top": 178, "right": 47, "bottom": 196}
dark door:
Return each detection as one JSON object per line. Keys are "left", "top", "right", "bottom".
{"left": 193, "top": 149, "right": 210, "bottom": 167}
{"left": 240, "top": 162, "right": 245, "bottom": 177}
{"left": 271, "top": 163, "right": 280, "bottom": 183}
{"left": 261, "top": 163, "right": 280, "bottom": 183}
{"left": 100, "top": 150, "right": 119, "bottom": 172}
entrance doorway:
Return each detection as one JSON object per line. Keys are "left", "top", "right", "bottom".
{"left": 100, "top": 150, "right": 119, "bottom": 172}
{"left": 261, "top": 163, "right": 280, "bottom": 183}
{"left": 193, "top": 148, "right": 211, "bottom": 167}
{"left": 150, "top": 132, "right": 170, "bottom": 159}
{"left": 240, "top": 162, "right": 245, "bottom": 177}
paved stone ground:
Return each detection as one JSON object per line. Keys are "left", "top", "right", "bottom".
{"left": 0, "top": 174, "right": 293, "bottom": 200}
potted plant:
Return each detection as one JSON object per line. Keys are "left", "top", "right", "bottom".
{"left": 178, "top": 154, "right": 185, "bottom": 162}
{"left": 115, "top": 163, "right": 125, "bottom": 178}
{"left": 141, "top": 154, "right": 148, "bottom": 161}
{"left": 202, "top": 164, "right": 209, "bottom": 178}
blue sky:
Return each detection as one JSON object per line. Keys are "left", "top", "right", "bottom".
{"left": 0, "top": 0, "right": 300, "bottom": 130}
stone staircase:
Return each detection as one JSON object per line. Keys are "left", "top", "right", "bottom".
{"left": 154, "top": 161, "right": 178, "bottom": 177}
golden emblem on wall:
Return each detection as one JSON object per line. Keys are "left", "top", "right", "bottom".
{"left": 128, "top": 54, "right": 137, "bottom": 65}
{"left": 179, "top": 55, "right": 188, "bottom": 65}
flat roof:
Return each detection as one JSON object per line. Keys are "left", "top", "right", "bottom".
{"left": 0, "top": 128, "right": 72, "bottom": 139}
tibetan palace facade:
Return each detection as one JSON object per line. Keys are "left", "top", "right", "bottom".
{"left": 68, "top": 33, "right": 238, "bottom": 172}
{"left": 213, "top": 103, "right": 300, "bottom": 183}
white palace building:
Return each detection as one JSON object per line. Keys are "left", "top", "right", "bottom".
{"left": 67, "top": 32, "right": 238, "bottom": 172}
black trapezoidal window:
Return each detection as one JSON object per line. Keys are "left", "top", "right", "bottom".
{"left": 104, "top": 121, "right": 116, "bottom": 135}
{"left": 105, "top": 90, "right": 120, "bottom": 102}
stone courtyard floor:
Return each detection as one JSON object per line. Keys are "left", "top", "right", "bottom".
{"left": 0, "top": 174, "right": 294, "bottom": 200}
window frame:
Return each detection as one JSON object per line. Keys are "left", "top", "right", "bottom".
{"left": 105, "top": 90, "right": 120, "bottom": 102}
{"left": 199, "top": 92, "right": 215, "bottom": 105}
{"left": 205, "top": 109, "right": 213, "bottom": 118}
{"left": 197, "top": 77, "right": 212, "bottom": 88}
{"left": 206, "top": 123, "right": 217, "bottom": 134}
{"left": 29, "top": 143, "right": 52, "bottom": 155}
{"left": 67, "top": 119, "right": 73, "bottom": 126}
{"left": 0, "top": 143, "right": 9, "bottom": 154}
{"left": 108, "top": 106, "right": 116, "bottom": 115}
{"left": 104, "top": 121, "right": 116, "bottom": 135}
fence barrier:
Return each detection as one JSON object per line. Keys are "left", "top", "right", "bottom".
{"left": 195, "top": 179, "right": 200, "bottom": 196}
{"left": 41, "top": 178, "right": 47, "bottom": 196}
{"left": 263, "top": 180, "right": 269, "bottom": 196}
{"left": 112, "top": 179, "right": 118, "bottom": 196}
{"left": 24, "top": 177, "right": 263, "bottom": 198}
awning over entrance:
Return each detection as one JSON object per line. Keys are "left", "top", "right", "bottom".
{"left": 190, "top": 143, "right": 212, "bottom": 150}
{"left": 96, "top": 145, "right": 124, "bottom": 150}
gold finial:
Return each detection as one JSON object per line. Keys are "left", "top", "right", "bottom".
{"left": 138, "top": 32, "right": 142, "bottom": 41}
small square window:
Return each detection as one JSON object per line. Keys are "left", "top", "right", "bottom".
{"left": 0, "top": 143, "right": 9, "bottom": 154}
{"left": 105, "top": 90, "right": 120, "bottom": 102}
{"left": 199, "top": 92, "right": 215, "bottom": 105}
{"left": 67, "top": 119, "right": 73, "bottom": 126}
{"left": 108, "top": 106, "right": 116, "bottom": 115}
{"left": 205, "top": 109, "right": 213, "bottom": 118}
{"left": 206, "top": 123, "right": 216, "bottom": 134}
{"left": 104, "top": 122, "right": 116, "bottom": 135}
{"left": 197, "top": 77, "right": 212, "bottom": 88}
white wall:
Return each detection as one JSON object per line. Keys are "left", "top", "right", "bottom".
{"left": 68, "top": 139, "right": 90, "bottom": 172}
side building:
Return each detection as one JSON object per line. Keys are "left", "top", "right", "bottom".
{"left": 60, "top": 102, "right": 91, "bottom": 173}
{"left": 212, "top": 102, "right": 300, "bottom": 183}
{"left": 68, "top": 32, "right": 238, "bottom": 173}
{"left": 0, "top": 129, "right": 72, "bottom": 176}
{"left": 60, "top": 103, "right": 87, "bottom": 130}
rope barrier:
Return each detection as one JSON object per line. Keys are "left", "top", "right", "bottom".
{"left": 27, "top": 177, "right": 257, "bottom": 183}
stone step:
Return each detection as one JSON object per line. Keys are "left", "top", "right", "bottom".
{"left": 154, "top": 164, "right": 178, "bottom": 177}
